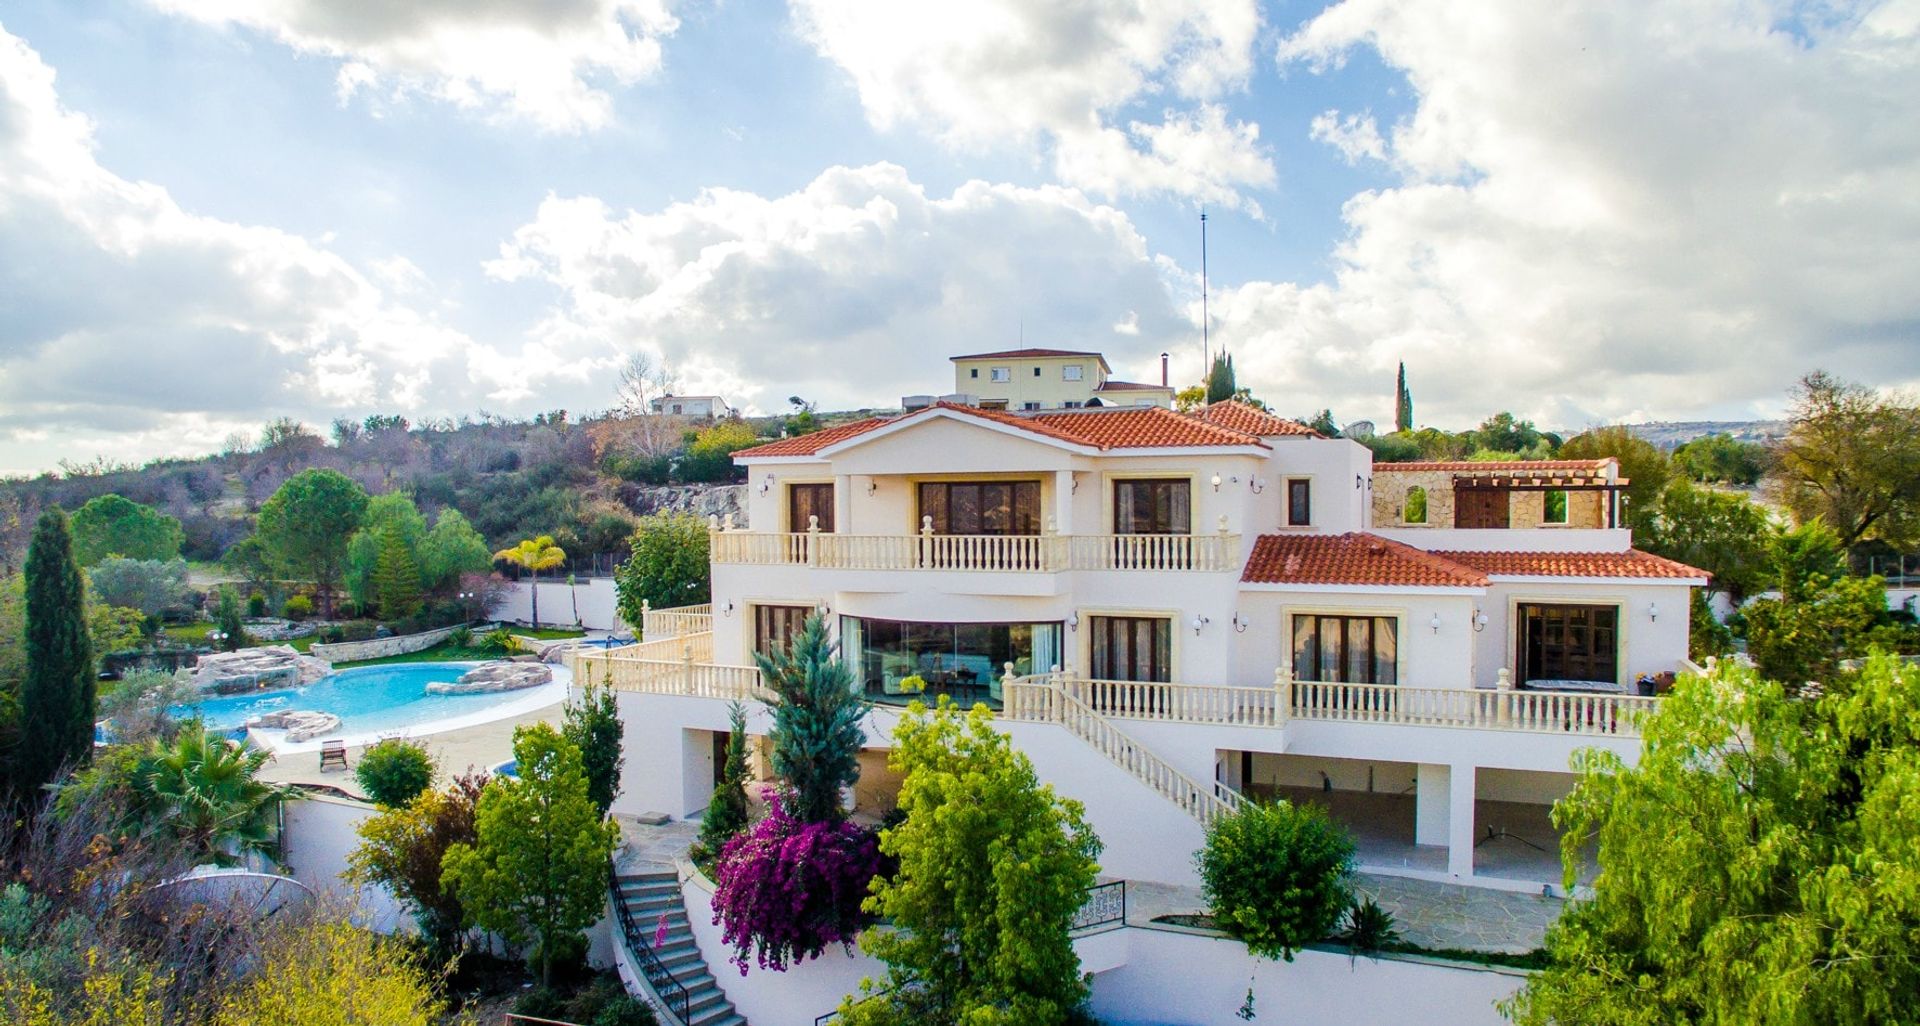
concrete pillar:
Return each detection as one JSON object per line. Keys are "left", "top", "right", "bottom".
{"left": 1448, "top": 763, "right": 1477, "bottom": 878}
{"left": 1053, "top": 469, "right": 1075, "bottom": 535}
{"left": 833, "top": 474, "right": 852, "bottom": 532}
{"left": 1415, "top": 763, "right": 1450, "bottom": 847}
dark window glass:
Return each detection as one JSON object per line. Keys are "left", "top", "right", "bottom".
{"left": 842, "top": 616, "right": 1062, "bottom": 701}
{"left": 788, "top": 483, "right": 834, "bottom": 532}
{"left": 1113, "top": 479, "right": 1192, "bottom": 534}
{"left": 1287, "top": 479, "right": 1312, "bottom": 526}
{"left": 1519, "top": 604, "right": 1619, "bottom": 684}
{"left": 1090, "top": 616, "right": 1172, "bottom": 682}
{"left": 1290, "top": 614, "right": 1398, "bottom": 684}
{"left": 918, "top": 481, "right": 1042, "bottom": 535}
{"left": 754, "top": 605, "right": 813, "bottom": 656}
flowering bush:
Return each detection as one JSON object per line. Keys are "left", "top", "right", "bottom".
{"left": 711, "top": 791, "right": 881, "bottom": 973}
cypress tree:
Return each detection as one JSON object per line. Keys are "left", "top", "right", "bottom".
{"left": 756, "top": 614, "right": 865, "bottom": 823}
{"left": 1395, "top": 362, "right": 1414, "bottom": 433}
{"left": 698, "top": 700, "right": 751, "bottom": 856}
{"left": 1205, "top": 352, "right": 1237, "bottom": 405}
{"left": 13, "top": 508, "right": 95, "bottom": 801}
{"left": 372, "top": 526, "right": 424, "bottom": 621}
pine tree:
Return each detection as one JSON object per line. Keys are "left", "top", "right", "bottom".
{"left": 215, "top": 586, "right": 248, "bottom": 651}
{"left": 12, "top": 508, "right": 94, "bottom": 802}
{"left": 698, "top": 701, "right": 751, "bottom": 856}
{"left": 1395, "top": 362, "right": 1414, "bottom": 433}
{"left": 372, "top": 525, "right": 423, "bottom": 621}
{"left": 755, "top": 613, "right": 865, "bottom": 823}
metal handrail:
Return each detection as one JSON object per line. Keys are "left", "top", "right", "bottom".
{"left": 608, "top": 870, "right": 691, "bottom": 1025}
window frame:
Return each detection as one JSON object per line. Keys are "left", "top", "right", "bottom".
{"left": 1289, "top": 613, "right": 1399, "bottom": 684}
{"left": 916, "top": 479, "right": 1044, "bottom": 536}
{"left": 1516, "top": 602, "right": 1621, "bottom": 685}
{"left": 1089, "top": 615, "right": 1173, "bottom": 682}
{"left": 787, "top": 482, "right": 835, "bottom": 533}
{"left": 1112, "top": 477, "right": 1193, "bottom": 535}
{"left": 991, "top": 366, "right": 1011, "bottom": 382}
{"left": 753, "top": 604, "right": 815, "bottom": 657}
{"left": 1286, "top": 478, "right": 1313, "bottom": 527}
{"left": 1063, "top": 365, "right": 1084, "bottom": 381}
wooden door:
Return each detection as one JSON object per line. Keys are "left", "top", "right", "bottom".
{"left": 1456, "top": 487, "right": 1510, "bottom": 528}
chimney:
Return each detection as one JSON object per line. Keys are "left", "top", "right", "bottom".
{"left": 1160, "top": 352, "right": 1169, "bottom": 387}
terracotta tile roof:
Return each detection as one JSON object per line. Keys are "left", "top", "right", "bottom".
{"left": 733, "top": 402, "right": 1267, "bottom": 458}
{"left": 730, "top": 417, "right": 892, "bottom": 458}
{"left": 1193, "top": 400, "right": 1323, "bottom": 437}
{"left": 1242, "top": 533, "right": 1490, "bottom": 588}
{"left": 1093, "top": 379, "right": 1172, "bottom": 392}
{"left": 1435, "top": 549, "right": 1709, "bottom": 580}
{"left": 949, "top": 347, "right": 1104, "bottom": 360}
{"left": 1373, "top": 459, "right": 1615, "bottom": 472}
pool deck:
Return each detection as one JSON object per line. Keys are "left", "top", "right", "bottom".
{"left": 257, "top": 699, "right": 565, "bottom": 794}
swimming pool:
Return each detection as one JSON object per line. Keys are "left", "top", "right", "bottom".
{"left": 175, "top": 661, "right": 569, "bottom": 750}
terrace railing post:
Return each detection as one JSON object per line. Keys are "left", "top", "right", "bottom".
{"left": 1273, "top": 664, "right": 1291, "bottom": 728}
{"left": 1496, "top": 667, "right": 1513, "bottom": 727}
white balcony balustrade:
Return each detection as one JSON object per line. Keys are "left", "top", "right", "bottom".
{"left": 708, "top": 529, "right": 1242, "bottom": 572}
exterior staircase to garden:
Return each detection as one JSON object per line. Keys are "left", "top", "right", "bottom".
{"left": 611, "top": 871, "right": 747, "bottom": 1026}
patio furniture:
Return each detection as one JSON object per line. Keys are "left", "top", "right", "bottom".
{"left": 318, "top": 739, "right": 349, "bottom": 773}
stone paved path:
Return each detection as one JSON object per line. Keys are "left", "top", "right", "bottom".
{"left": 615, "top": 816, "right": 701, "bottom": 873}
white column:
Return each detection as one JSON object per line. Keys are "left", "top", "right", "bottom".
{"left": 1053, "top": 469, "right": 1075, "bottom": 535}
{"left": 1415, "top": 763, "right": 1450, "bottom": 847}
{"left": 1447, "top": 763, "right": 1477, "bottom": 878}
{"left": 833, "top": 474, "right": 852, "bottom": 533}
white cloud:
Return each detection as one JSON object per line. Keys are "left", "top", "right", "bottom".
{"left": 1207, "top": 0, "right": 1920, "bottom": 429}
{"left": 1308, "top": 109, "right": 1386, "bottom": 165}
{"left": 0, "top": 25, "right": 481, "bottom": 473}
{"left": 486, "top": 163, "right": 1194, "bottom": 412}
{"left": 791, "top": 0, "right": 1275, "bottom": 209}
{"left": 145, "top": 0, "right": 679, "bottom": 133}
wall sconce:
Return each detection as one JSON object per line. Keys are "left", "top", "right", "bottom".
{"left": 1067, "top": 612, "right": 1080, "bottom": 631}
{"left": 815, "top": 601, "right": 832, "bottom": 618}
{"left": 721, "top": 601, "right": 735, "bottom": 617}
{"left": 1231, "top": 612, "right": 1249, "bottom": 634}
{"left": 866, "top": 479, "right": 878, "bottom": 497}
{"left": 1210, "top": 473, "right": 1223, "bottom": 492}
{"left": 1472, "top": 610, "right": 1489, "bottom": 633}
{"left": 1647, "top": 602, "right": 1659, "bottom": 622}
{"left": 1429, "top": 613, "right": 1443, "bottom": 634}
{"left": 1250, "top": 477, "right": 1266, "bottom": 494}
{"left": 1355, "top": 474, "right": 1365, "bottom": 491}
{"left": 1191, "top": 615, "right": 1211, "bottom": 635}
{"left": 759, "top": 473, "right": 773, "bottom": 495}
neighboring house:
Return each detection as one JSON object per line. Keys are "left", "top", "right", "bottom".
{"left": 584, "top": 400, "right": 1705, "bottom": 892}
{"left": 941, "top": 348, "right": 1175, "bottom": 410}
{"left": 648, "top": 394, "right": 731, "bottom": 418}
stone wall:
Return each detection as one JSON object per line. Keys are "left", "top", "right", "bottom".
{"left": 1373, "top": 470, "right": 1457, "bottom": 527}
{"left": 308, "top": 623, "right": 467, "bottom": 663}
{"left": 618, "top": 483, "right": 748, "bottom": 527}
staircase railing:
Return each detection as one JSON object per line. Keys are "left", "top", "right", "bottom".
{"left": 608, "top": 870, "right": 691, "bottom": 1026}
{"left": 1004, "top": 675, "right": 1244, "bottom": 825}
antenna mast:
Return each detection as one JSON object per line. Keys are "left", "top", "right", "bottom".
{"left": 1200, "top": 210, "right": 1210, "bottom": 372}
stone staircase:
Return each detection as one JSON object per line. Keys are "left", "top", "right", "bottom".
{"left": 611, "top": 871, "right": 747, "bottom": 1026}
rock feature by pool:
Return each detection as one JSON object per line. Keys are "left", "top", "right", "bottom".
{"left": 426, "top": 662, "right": 553, "bottom": 695}
{"left": 246, "top": 709, "right": 342, "bottom": 742}
{"left": 193, "top": 645, "right": 332, "bottom": 694}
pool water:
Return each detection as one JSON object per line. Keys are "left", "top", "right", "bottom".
{"left": 177, "top": 662, "right": 541, "bottom": 739}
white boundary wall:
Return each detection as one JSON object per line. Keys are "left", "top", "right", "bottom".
{"left": 1091, "top": 928, "right": 1522, "bottom": 1026}
{"left": 282, "top": 795, "right": 407, "bottom": 933}
{"left": 493, "top": 578, "right": 625, "bottom": 631}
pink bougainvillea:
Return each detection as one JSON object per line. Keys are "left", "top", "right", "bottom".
{"left": 710, "top": 790, "right": 882, "bottom": 973}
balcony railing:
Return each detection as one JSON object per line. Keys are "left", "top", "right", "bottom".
{"left": 709, "top": 531, "right": 1242, "bottom": 572}
{"left": 639, "top": 601, "right": 711, "bottom": 641}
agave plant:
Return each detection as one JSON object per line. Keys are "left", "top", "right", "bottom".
{"left": 138, "top": 722, "right": 301, "bottom": 867}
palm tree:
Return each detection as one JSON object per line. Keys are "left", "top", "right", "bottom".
{"left": 140, "top": 722, "right": 299, "bottom": 866}
{"left": 493, "top": 535, "right": 568, "bottom": 628}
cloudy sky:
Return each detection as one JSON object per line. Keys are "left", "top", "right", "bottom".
{"left": 2, "top": 0, "right": 1916, "bottom": 474}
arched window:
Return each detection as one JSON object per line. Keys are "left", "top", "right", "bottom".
{"left": 1544, "top": 489, "right": 1568, "bottom": 524}
{"left": 1403, "top": 485, "right": 1428, "bottom": 524}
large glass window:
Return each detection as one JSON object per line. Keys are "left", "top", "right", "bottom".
{"left": 1090, "top": 616, "right": 1172, "bottom": 682}
{"left": 1291, "top": 614, "right": 1397, "bottom": 684}
{"left": 1113, "top": 479, "right": 1191, "bottom": 534}
{"left": 1519, "top": 604, "right": 1618, "bottom": 684}
{"left": 842, "top": 617, "right": 1061, "bottom": 703}
{"left": 918, "top": 481, "right": 1042, "bottom": 535}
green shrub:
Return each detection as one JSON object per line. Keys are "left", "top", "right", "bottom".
{"left": 355, "top": 739, "right": 437, "bottom": 807}
{"left": 283, "top": 594, "right": 314, "bottom": 620}
{"left": 1197, "top": 800, "right": 1356, "bottom": 961}
{"left": 447, "top": 625, "right": 474, "bottom": 648}
{"left": 247, "top": 590, "right": 268, "bottom": 617}
{"left": 1338, "top": 896, "right": 1402, "bottom": 957}
{"left": 479, "top": 628, "right": 516, "bottom": 654}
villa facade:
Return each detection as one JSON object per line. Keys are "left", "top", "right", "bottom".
{"left": 584, "top": 400, "right": 1706, "bottom": 892}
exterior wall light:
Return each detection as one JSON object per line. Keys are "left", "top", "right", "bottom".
{"left": 866, "top": 479, "right": 878, "bottom": 496}
{"left": 759, "top": 473, "right": 774, "bottom": 495}
{"left": 1429, "top": 613, "right": 1443, "bottom": 634}
{"left": 1472, "top": 610, "right": 1489, "bottom": 632}
{"left": 1191, "top": 615, "right": 1210, "bottom": 635}
{"left": 721, "top": 601, "right": 735, "bottom": 617}
{"left": 1231, "top": 612, "right": 1249, "bottom": 633}
{"left": 1648, "top": 602, "right": 1659, "bottom": 622}
{"left": 1250, "top": 477, "right": 1265, "bottom": 494}
{"left": 1067, "top": 612, "right": 1080, "bottom": 631}
{"left": 1211, "top": 474, "right": 1223, "bottom": 492}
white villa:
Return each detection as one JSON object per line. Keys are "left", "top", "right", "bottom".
{"left": 582, "top": 399, "right": 1706, "bottom": 893}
